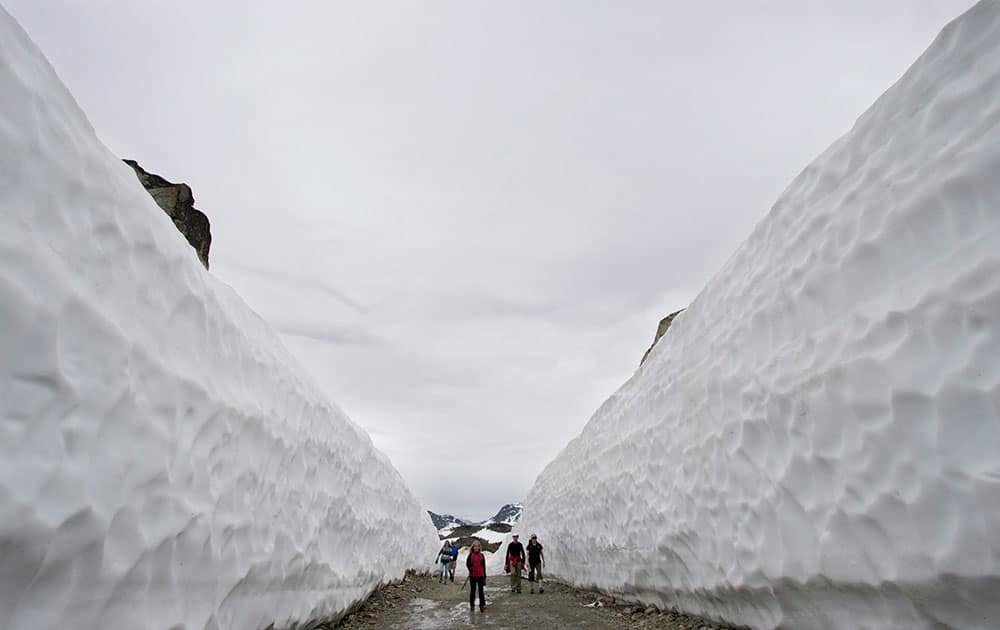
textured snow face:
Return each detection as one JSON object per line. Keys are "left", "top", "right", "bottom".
{"left": 0, "top": 8, "right": 438, "bottom": 630}
{"left": 522, "top": 3, "right": 1000, "bottom": 629}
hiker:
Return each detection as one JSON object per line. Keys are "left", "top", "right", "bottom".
{"left": 504, "top": 533, "right": 526, "bottom": 593}
{"left": 466, "top": 540, "right": 488, "bottom": 612}
{"left": 448, "top": 539, "right": 460, "bottom": 582}
{"left": 527, "top": 534, "right": 545, "bottom": 593}
{"left": 437, "top": 541, "right": 453, "bottom": 583}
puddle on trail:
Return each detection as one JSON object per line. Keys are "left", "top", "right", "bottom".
{"left": 402, "top": 585, "right": 510, "bottom": 629}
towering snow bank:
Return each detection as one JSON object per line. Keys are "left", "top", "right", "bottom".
{"left": 522, "top": 3, "right": 1000, "bottom": 629}
{"left": 0, "top": 8, "right": 438, "bottom": 630}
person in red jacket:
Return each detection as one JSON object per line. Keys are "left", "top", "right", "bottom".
{"left": 466, "top": 540, "right": 488, "bottom": 612}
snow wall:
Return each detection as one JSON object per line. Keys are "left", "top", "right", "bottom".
{"left": 522, "top": 3, "right": 1000, "bottom": 629}
{"left": 0, "top": 8, "right": 439, "bottom": 630}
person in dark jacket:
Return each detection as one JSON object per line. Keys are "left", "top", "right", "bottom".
{"left": 527, "top": 534, "right": 545, "bottom": 594}
{"left": 466, "top": 540, "right": 488, "bottom": 612}
{"left": 504, "top": 533, "right": 526, "bottom": 593}
{"left": 437, "top": 541, "right": 453, "bottom": 583}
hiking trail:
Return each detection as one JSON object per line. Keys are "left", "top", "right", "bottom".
{"left": 334, "top": 573, "right": 734, "bottom": 629}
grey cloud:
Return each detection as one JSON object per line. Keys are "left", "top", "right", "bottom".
{"left": 221, "top": 260, "right": 368, "bottom": 313}
{"left": 275, "top": 322, "right": 380, "bottom": 348}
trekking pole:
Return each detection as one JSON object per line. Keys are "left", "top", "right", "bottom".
{"left": 460, "top": 576, "right": 469, "bottom": 590}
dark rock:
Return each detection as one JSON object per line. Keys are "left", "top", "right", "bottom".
{"left": 448, "top": 535, "right": 501, "bottom": 553}
{"left": 124, "top": 159, "right": 212, "bottom": 269}
{"left": 639, "top": 309, "right": 684, "bottom": 366}
{"left": 444, "top": 524, "right": 486, "bottom": 539}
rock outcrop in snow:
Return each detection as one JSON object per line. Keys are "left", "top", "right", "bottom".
{"left": 521, "top": 2, "right": 1000, "bottom": 629}
{"left": 639, "top": 309, "right": 684, "bottom": 366}
{"left": 124, "top": 159, "right": 212, "bottom": 269}
{"left": 0, "top": 8, "right": 438, "bottom": 630}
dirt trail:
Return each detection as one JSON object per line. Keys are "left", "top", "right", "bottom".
{"left": 334, "top": 573, "right": 733, "bottom": 630}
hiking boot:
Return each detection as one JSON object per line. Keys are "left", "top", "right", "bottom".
{"left": 480, "top": 605, "right": 485, "bottom": 612}
{"left": 450, "top": 576, "right": 454, "bottom": 582}
{"left": 539, "top": 588, "right": 544, "bottom": 593}
{"left": 530, "top": 588, "right": 534, "bottom": 594}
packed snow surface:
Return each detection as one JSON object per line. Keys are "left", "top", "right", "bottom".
{"left": 522, "top": 3, "right": 1000, "bottom": 629}
{"left": 0, "top": 8, "right": 438, "bottom": 630}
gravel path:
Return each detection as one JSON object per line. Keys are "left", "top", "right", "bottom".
{"left": 332, "top": 573, "right": 737, "bottom": 630}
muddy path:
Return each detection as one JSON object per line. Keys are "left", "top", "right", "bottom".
{"left": 333, "top": 573, "right": 734, "bottom": 629}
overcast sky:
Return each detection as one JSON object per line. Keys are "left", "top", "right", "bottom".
{"left": 6, "top": 0, "right": 976, "bottom": 520}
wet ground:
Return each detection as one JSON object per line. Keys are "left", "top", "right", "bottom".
{"left": 332, "top": 573, "right": 735, "bottom": 629}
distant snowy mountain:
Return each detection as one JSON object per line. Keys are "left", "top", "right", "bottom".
{"left": 483, "top": 502, "right": 522, "bottom": 525}
{"left": 521, "top": 3, "right": 1000, "bottom": 629}
{"left": 427, "top": 510, "right": 473, "bottom": 530}
{"left": 429, "top": 502, "right": 522, "bottom": 533}
{"left": 432, "top": 503, "right": 523, "bottom": 554}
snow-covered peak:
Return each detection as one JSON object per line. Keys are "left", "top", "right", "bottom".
{"left": 428, "top": 502, "right": 522, "bottom": 533}
{"left": 483, "top": 502, "right": 523, "bottom": 526}
{"left": 427, "top": 510, "right": 474, "bottom": 531}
